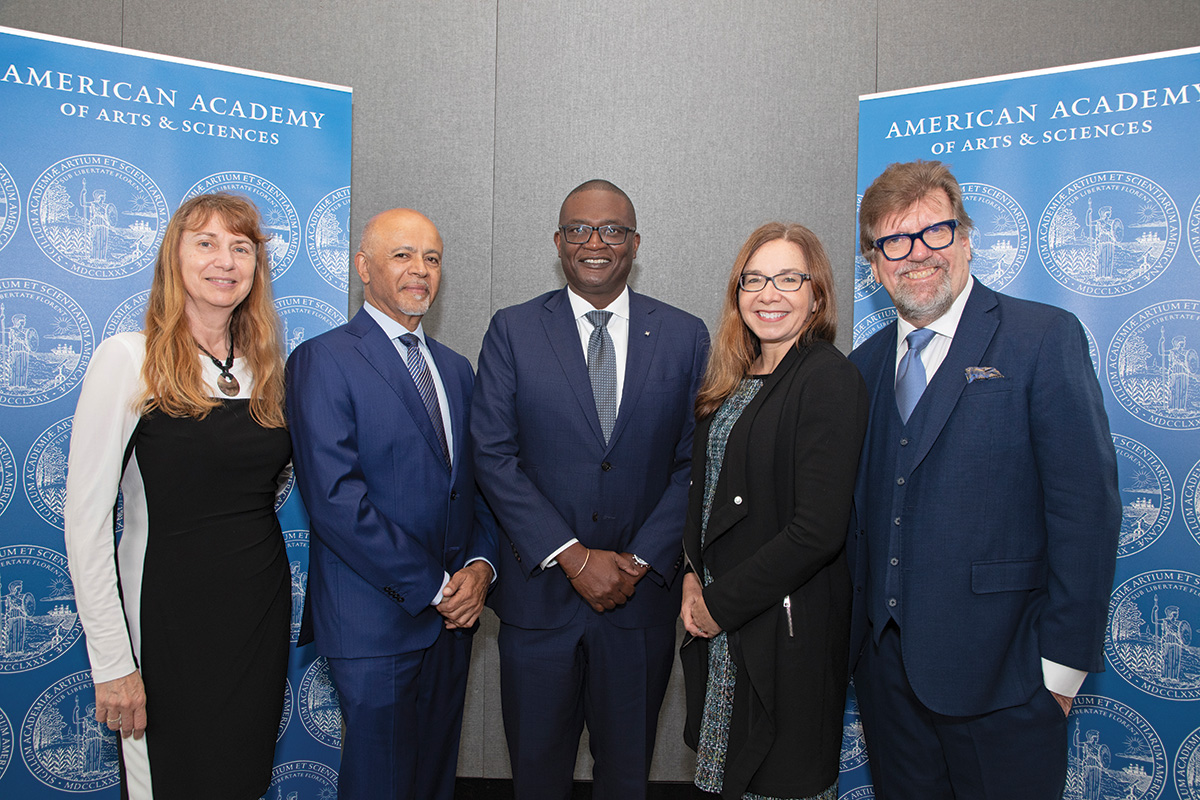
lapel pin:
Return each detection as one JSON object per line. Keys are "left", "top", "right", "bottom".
{"left": 644, "top": 331, "right": 650, "bottom": 336}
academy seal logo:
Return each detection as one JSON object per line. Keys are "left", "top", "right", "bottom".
{"left": 101, "top": 289, "right": 150, "bottom": 339}
{"left": 0, "top": 435, "right": 15, "bottom": 518}
{"left": 0, "top": 708, "right": 12, "bottom": 782}
{"left": 306, "top": 186, "right": 352, "bottom": 293}
{"left": 283, "top": 529, "right": 309, "bottom": 643}
{"left": 277, "top": 295, "right": 347, "bottom": 356}
{"left": 27, "top": 154, "right": 168, "bottom": 279}
{"left": 183, "top": 172, "right": 300, "bottom": 281}
{"left": 1112, "top": 434, "right": 1173, "bottom": 558}
{"left": 1064, "top": 694, "right": 1166, "bottom": 800}
{"left": 1183, "top": 459, "right": 1200, "bottom": 550}
{"left": 0, "top": 279, "right": 94, "bottom": 407}
{"left": 1175, "top": 725, "right": 1200, "bottom": 800}
{"left": 853, "top": 307, "right": 897, "bottom": 348}
{"left": 1188, "top": 194, "right": 1200, "bottom": 272}
{"left": 262, "top": 759, "right": 338, "bottom": 799}
{"left": 276, "top": 463, "right": 295, "bottom": 512}
{"left": 298, "top": 656, "right": 342, "bottom": 748}
{"left": 1107, "top": 300, "right": 1200, "bottom": 429}
{"left": 0, "top": 160, "right": 19, "bottom": 253}
{"left": 1107, "top": 570, "right": 1200, "bottom": 700}
{"left": 1039, "top": 172, "right": 1179, "bottom": 297}
{"left": 20, "top": 670, "right": 119, "bottom": 791}
{"left": 278, "top": 677, "right": 293, "bottom": 741}
{"left": 839, "top": 685, "right": 868, "bottom": 772}
{"left": 838, "top": 787, "right": 875, "bottom": 800}
{"left": 962, "top": 182, "right": 1028, "bottom": 291}
{"left": 23, "top": 418, "right": 72, "bottom": 530}
{"left": 0, "top": 545, "right": 81, "bottom": 673}
{"left": 854, "top": 194, "right": 882, "bottom": 303}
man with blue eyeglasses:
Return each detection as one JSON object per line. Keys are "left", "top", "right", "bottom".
{"left": 846, "top": 160, "right": 1120, "bottom": 800}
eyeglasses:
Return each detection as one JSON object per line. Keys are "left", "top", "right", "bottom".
{"left": 873, "top": 219, "right": 959, "bottom": 261}
{"left": 738, "top": 272, "right": 811, "bottom": 292}
{"left": 559, "top": 224, "right": 636, "bottom": 245}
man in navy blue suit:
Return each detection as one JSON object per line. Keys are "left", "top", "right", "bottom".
{"left": 848, "top": 161, "right": 1120, "bottom": 800}
{"left": 287, "top": 208, "right": 497, "bottom": 800}
{"left": 472, "top": 180, "right": 708, "bottom": 800}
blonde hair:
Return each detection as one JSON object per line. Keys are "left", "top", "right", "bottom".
{"left": 695, "top": 222, "right": 837, "bottom": 419}
{"left": 139, "top": 193, "right": 286, "bottom": 428}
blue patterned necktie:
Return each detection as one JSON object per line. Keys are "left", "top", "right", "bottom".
{"left": 895, "top": 328, "right": 936, "bottom": 424}
{"left": 586, "top": 310, "right": 617, "bottom": 444}
{"left": 398, "top": 333, "right": 451, "bottom": 468}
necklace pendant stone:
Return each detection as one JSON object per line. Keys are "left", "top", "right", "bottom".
{"left": 217, "top": 371, "right": 240, "bottom": 397}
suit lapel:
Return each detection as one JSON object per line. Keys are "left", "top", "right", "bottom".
{"left": 907, "top": 284, "right": 1000, "bottom": 471}
{"left": 426, "top": 336, "right": 463, "bottom": 477}
{"left": 853, "top": 323, "right": 899, "bottom": 504}
{"left": 349, "top": 309, "right": 450, "bottom": 470}
{"left": 608, "top": 291, "right": 659, "bottom": 451}
{"left": 542, "top": 288, "right": 607, "bottom": 447}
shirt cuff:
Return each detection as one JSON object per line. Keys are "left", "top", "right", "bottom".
{"left": 540, "top": 538, "right": 579, "bottom": 571}
{"left": 1042, "top": 658, "right": 1088, "bottom": 697}
{"left": 431, "top": 571, "right": 451, "bottom": 606}
{"left": 465, "top": 556, "right": 498, "bottom": 584}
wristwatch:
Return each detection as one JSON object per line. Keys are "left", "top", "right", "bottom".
{"left": 630, "top": 554, "right": 651, "bottom": 570}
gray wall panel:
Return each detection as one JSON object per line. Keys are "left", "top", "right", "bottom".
{"left": 0, "top": 0, "right": 123, "bottom": 45}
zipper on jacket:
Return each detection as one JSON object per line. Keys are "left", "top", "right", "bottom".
{"left": 783, "top": 595, "right": 794, "bottom": 637}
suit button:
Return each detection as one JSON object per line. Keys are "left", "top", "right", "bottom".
{"left": 890, "top": 557, "right": 899, "bottom": 566}
{"left": 899, "top": 438, "right": 909, "bottom": 446}
{"left": 592, "top": 512, "right": 599, "bottom": 521}
{"left": 894, "top": 517, "right": 901, "bottom": 526}
{"left": 601, "top": 462, "right": 612, "bottom": 471}
{"left": 733, "top": 496, "right": 743, "bottom": 505}
{"left": 888, "top": 598, "right": 897, "bottom": 607}
{"left": 896, "top": 477, "right": 905, "bottom": 485}
{"left": 451, "top": 490, "right": 458, "bottom": 500}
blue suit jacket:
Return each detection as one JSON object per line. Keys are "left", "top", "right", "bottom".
{"left": 472, "top": 288, "right": 709, "bottom": 630}
{"left": 847, "top": 282, "right": 1120, "bottom": 716}
{"left": 286, "top": 307, "right": 498, "bottom": 658}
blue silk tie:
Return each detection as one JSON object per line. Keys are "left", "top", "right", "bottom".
{"left": 398, "top": 333, "right": 451, "bottom": 468}
{"left": 586, "top": 310, "right": 617, "bottom": 444}
{"left": 895, "top": 328, "right": 936, "bottom": 424}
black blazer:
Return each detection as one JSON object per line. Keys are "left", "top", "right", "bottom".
{"left": 681, "top": 340, "right": 868, "bottom": 800}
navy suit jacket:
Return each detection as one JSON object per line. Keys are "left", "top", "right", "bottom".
{"left": 472, "top": 288, "right": 709, "bottom": 630}
{"left": 847, "top": 282, "right": 1120, "bottom": 716}
{"left": 286, "top": 307, "right": 498, "bottom": 658}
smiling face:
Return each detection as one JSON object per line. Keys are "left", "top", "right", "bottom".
{"left": 869, "top": 189, "right": 972, "bottom": 327}
{"left": 738, "top": 239, "right": 816, "bottom": 364}
{"left": 355, "top": 208, "right": 443, "bottom": 332}
{"left": 178, "top": 214, "right": 257, "bottom": 324}
{"left": 555, "top": 188, "right": 639, "bottom": 308}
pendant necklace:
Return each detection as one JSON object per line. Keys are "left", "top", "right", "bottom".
{"left": 198, "top": 338, "right": 240, "bottom": 397}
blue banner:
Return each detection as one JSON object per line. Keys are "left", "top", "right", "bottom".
{"left": 0, "top": 26, "right": 351, "bottom": 798}
{"left": 846, "top": 47, "right": 1200, "bottom": 800}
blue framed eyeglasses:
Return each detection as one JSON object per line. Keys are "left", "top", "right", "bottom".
{"left": 873, "top": 219, "right": 959, "bottom": 261}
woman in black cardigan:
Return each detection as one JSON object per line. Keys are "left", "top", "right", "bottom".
{"left": 681, "top": 222, "right": 868, "bottom": 800}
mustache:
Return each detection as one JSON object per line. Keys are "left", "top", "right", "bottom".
{"left": 898, "top": 257, "right": 947, "bottom": 277}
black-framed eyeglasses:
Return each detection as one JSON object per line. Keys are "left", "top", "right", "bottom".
{"left": 738, "top": 272, "right": 811, "bottom": 292}
{"left": 873, "top": 219, "right": 959, "bottom": 261}
{"left": 559, "top": 224, "right": 636, "bottom": 245}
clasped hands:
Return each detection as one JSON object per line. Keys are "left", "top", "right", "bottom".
{"left": 437, "top": 560, "right": 493, "bottom": 629}
{"left": 557, "top": 543, "right": 647, "bottom": 612}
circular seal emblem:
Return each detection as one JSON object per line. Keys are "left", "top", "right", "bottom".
{"left": 182, "top": 172, "right": 300, "bottom": 281}
{"left": 839, "top": 683, "right": 868, "bottom": 773}
{"left": 298, "top": 656, "right": 342, "bottom": 748}
{"left": 263, "top": 759, "right": 338, "bottom": 799}
{"left": 1183, "top": 459, "right": 1200, "bottom": 550}
{"left": 1176, "top": 725, "right": 1200, "bottom": 800}
{"left": 276, "top": 462, "right": 295, "bottom": 513}
{"left": 961, "top": 182, "right": 1029, "bottom": 292}
{"left": 1038, "top": 171, "right": 1179, "bottom": 297}
{"left": 854, "top": 194, "right": 883, "bottom": 303}
{"left": 20, "top": 669, "right": 120, "bottom": 791}
{"left": 1106, "top": 300, "right": 1200, "bottom": 429}
{"left": 23, "top": 418, "right": 73, "bottom": 530}
{"left": 0, "top": 160, "right": 20, "bottom": 253}
{"left": 102, "top": 289, "right": 150, "bottom": 339}
{"left": 278, "top": 677, "right": 293, "bottom": 742}
{"left": 283, "top": 529, "right": 309, "bottom": 643}
{"left": 1107, "top": 570, "right": 1200, "bottom": 700}
{"left": 0, "top": 707, "right": 12, "bottom": 783}
{"left": 0, "top": 435, "right": 15, "bottom": 518}
{"left": 1064, "top": 694, "right": 1166, "bottom": 800}
{"left": 306, "top": 186, "right": 352, "bottom": 293}
{"left": 277, "top": 295, "right": 347, "bottom": 357}
{"left": 27, "top": 154, "right": 169, "bottom": 279}
{"left": 1187, "top": 193, "right": 1200, "bottom": 271}
{"left": 0, "top": 278, "right": 94, "bottom": 407}
{"left": 839, "top": 787, "right": 875, "bottom": 800}
{"left": 853, "top": 307, "right": 897, "bottom": 349}
{"left": 1112, "top": 434, "right": 1173, "bottom": 558}
{"left": 0, "top": 545, "right": 82, "bottom": 673}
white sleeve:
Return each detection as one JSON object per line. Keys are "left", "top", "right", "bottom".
{"left": 64, "top": 334, "right": 145, "bottom": 684}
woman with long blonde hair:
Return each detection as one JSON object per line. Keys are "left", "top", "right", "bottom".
{"left": 681, "top": 222, "right": 868, "bottom": 799}
{"left": 65, "top": 193, "right": 291, "bottom": 799}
